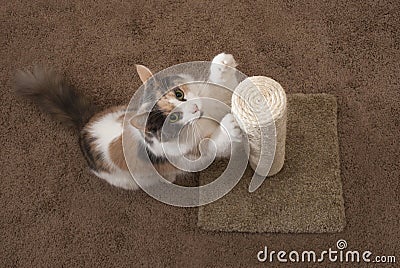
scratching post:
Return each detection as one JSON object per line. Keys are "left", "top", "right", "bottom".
{"left": 231, "top": 76, "right": 287, "bottom": 176}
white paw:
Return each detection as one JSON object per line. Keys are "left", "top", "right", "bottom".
{"left": 220, "top": 113, "right": 242, "bottom": 142}
{"left": 212, "top": 53, "right": 238, "bottom": 69}
{"left": 209, "top": 53, "right": 239, "bottom": 87}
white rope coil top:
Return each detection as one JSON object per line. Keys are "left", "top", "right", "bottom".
{"left": 232, "top": 76, "right": 287, "bottom": 176}
{"left": 232, "top": 76, "right": 286, "bottom": 127}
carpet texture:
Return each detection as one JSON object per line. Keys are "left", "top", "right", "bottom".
{"left": 198, "top": 94, "right": 346, "bottom": 233}
{"left": 1, "top": 0, "right": 399, "bottom": 267}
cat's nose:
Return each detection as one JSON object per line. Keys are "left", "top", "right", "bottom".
{"left": 192, "top": 104, "right": 199, "bottom": 113}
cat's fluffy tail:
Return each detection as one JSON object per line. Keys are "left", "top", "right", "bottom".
{"left": 14, "top": 66, "right": 96, "bottom": 130}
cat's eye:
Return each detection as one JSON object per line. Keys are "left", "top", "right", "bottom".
{"left": 174, "top": 88, "right": 185, "bottom": 101}
{"left": 169, "top": 112, "right": 180, "bottom": 123}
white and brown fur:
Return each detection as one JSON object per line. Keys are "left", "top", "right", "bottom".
{"left": 14, "top": 53, "right": 241, "bottom": 190}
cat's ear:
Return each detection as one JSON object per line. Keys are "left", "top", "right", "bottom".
{"left": 135, "top": 64, "right": 153, "bottom": 84}
{"left": 130, "top": 112, "right": 150, "bottom": 130}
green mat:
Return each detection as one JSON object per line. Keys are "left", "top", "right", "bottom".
{"left": 198, "top": 94, "right": 346, "bottom": 233}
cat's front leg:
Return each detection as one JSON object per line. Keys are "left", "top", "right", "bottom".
{"left": 201, "top": 53, "right": 240, "bottom": 121}
{"left": 209, "top": 52, "right": 239, "bottom": 90}
{"left": 209, "top": 53, "right": 238, "bottom": 80}
{"left": 209, "top": 113, "right": 242, "bottom": 158}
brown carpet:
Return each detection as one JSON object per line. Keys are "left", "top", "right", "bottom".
{"left": 1, "top": 0, "right": 399, "bottom": 267}
{"left": 198, "top": 94, "right": 346, "bottom": 233}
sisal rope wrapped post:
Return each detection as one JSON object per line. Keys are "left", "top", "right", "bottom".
{"left": 231, "top": 76, "right": 287, "bottom": 177}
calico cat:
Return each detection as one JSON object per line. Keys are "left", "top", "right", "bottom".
{"left": 14, "top": 53, "right": 241, "bottom": 190}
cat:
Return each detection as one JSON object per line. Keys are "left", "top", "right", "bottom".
{"left": 14, "top": 53, "right": 241, "bottom": 190}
